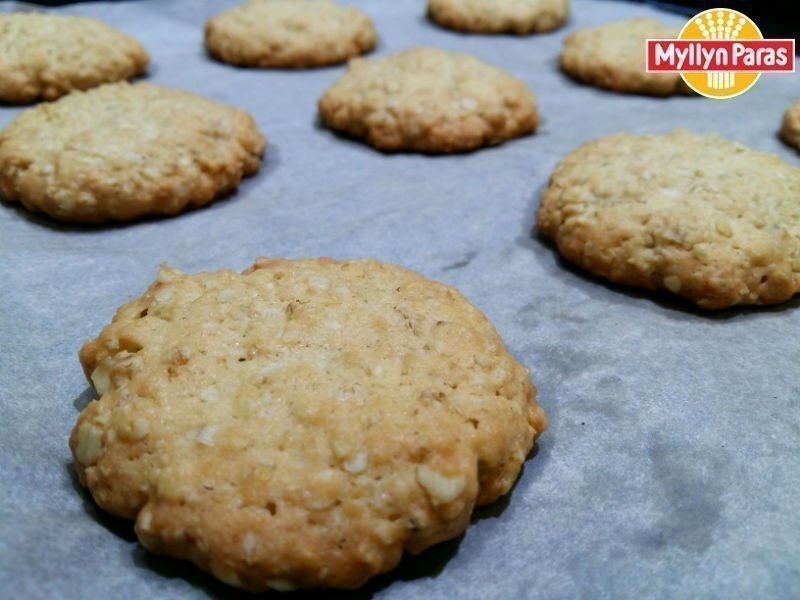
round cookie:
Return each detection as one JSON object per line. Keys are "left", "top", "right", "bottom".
{"left": 205, "top": 0, "right": 377, "bottom": 68}
{"left": 780, "top": 100, "right": 800, "bottom": 151}
{"left": 560, "top": 18, "right": 692, "bottom": 96}
{"left": 70, "top": 258, "right": 547, "bottom": 591}
{"left": 427, "top": 0, "right": 568, "bottom": 35}
{"left": 537, "top": 130, "right": 800, "bottom": 309}
{"left": 0, "top": 13, "right": 148, "bottom": 104}
{"left": 318, "top": 47, "right": 538, "bottom": 153}
{"left": 0, "top": 82, "right": 266, "bottom": 224}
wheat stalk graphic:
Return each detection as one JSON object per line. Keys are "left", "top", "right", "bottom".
{"left": 696, "top": 12, "right": 745, "bottom": 89}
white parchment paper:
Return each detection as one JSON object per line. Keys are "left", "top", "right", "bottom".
{"left": 1, "top": 1, "right": 798, "bottom": 598}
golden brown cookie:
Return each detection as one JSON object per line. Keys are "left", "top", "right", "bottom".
{"left": 780, "top": 100, "right": 800, "bottom": 151}
{"left": 537, "top": 130, "right": 800, "bottom": 309}
{"left": 0, "top": 82, "right": 266, "bottom": 224}
{"left": 70, "top": 258, "right": 547, "bottom": 591}
{"left": 427, "top": 0, "right": 568, "bottom": 35}
{"left": 318, "top": 47, "right": 538, "bottom": 153}
{"left": 560, "top": 18, "right": 692, "bottom": 96}
{"left": 204, "top": 0, "right": 377, "bottom": 68}
{"left": 0, "top": 13, "right": 148, "bottom": 104}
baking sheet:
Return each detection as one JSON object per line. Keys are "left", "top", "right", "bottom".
{"left": 1, "top": 0, "right": 799, "bottom": 598}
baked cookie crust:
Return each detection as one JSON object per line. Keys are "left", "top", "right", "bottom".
{"left": 70, "top": 258, "right": 547, "bottom": 591}
{"left": 0, "top": 13, "right": 148, "bottom": 104}
{"left": 0, "top": 82, "right": 266, "bottom": 224}
{"left": 205, "top": 0, "right": 377, "bottom": 68}
{"left": 560, "top": 18, "right": 692, "bottom": 96}
{"left": 318, "top": 47, "right": 538, "bottom": 153}
{"left": 427, "top": 0, "right": 568, "bottom": 35}
{"left": 537, "top": 130, "right": 800, "bottom": 309}
{"left": 780, "top": 100, "right": 800, "bottom": 151}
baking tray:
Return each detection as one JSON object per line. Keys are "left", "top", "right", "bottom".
{"left": 1, "top": 0, "right": 799, "bottom": 598}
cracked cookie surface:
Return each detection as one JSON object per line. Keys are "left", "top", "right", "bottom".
{"left": 560, "top": 18, "right": 691, "bottom": 96}
{"left": 780, "top": 100, "right": 800, "bottom": 152}
{"left": 318, "top": 47, "right": 538, "bottom": 153}
{"left": 427, "top": 0, "right": 568, "bottom": 34}
{"left": 0, "top": 82, "right": 266, "bottom": 223}
{"left": 537, "top": 130, "right": 800, "bottom": 309}
{"left": 205, "top": 0, "right": 376, "bottom": 68}
{"left": 0, "top": 13, "right": 148, "bottom": 103}
{"left": 70, "top": 258, "right": 546, "bottom": 591}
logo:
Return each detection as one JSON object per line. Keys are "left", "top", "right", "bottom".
{"left": 646, "top": 8, "right": 795, "bottom": 99}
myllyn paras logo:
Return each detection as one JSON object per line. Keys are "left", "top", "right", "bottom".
{"left": 646, "top": 8, "right": 795, "bottom": 99}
